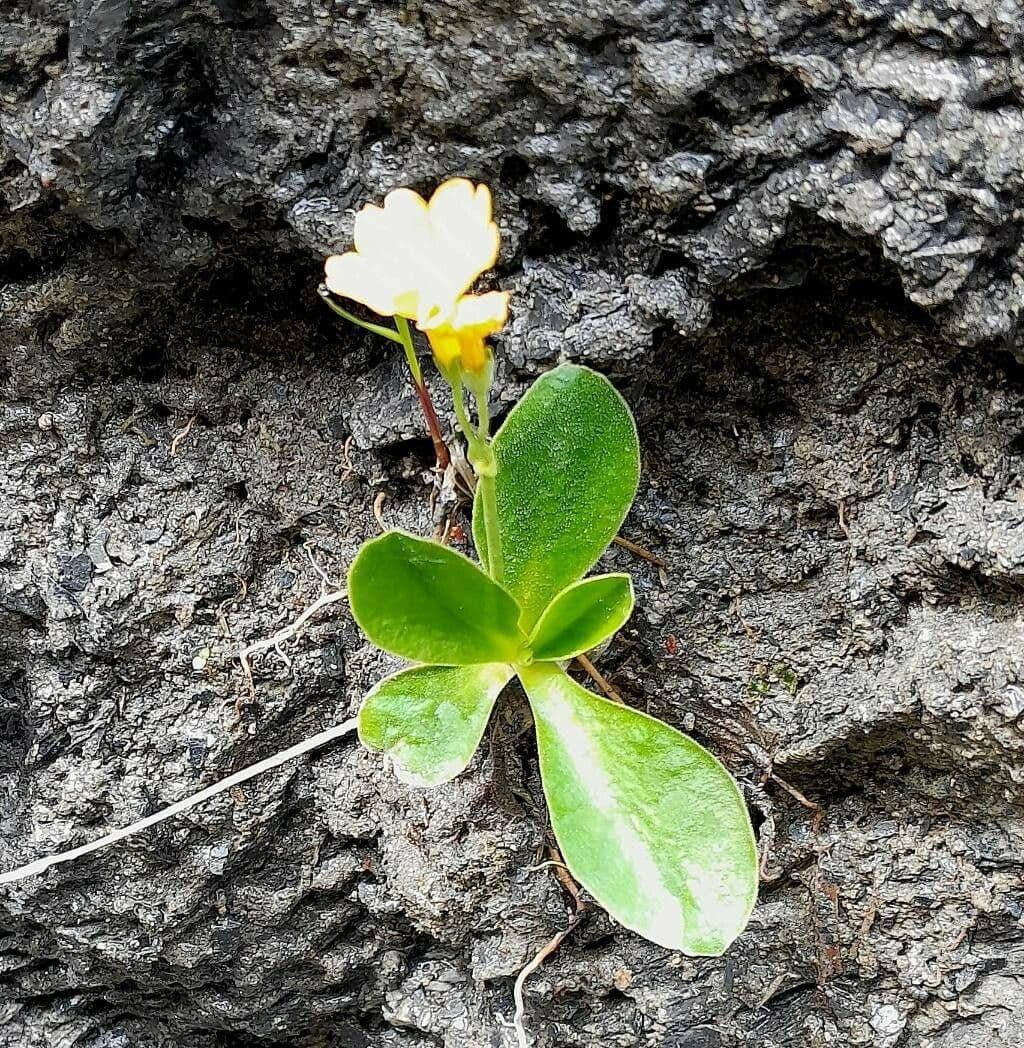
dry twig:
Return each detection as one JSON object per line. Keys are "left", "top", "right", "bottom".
{"left": 769, "top": 772, "right": 820, "bottom": 814}
{"left": 372, "top": 492, "right": 388, "bottom": 532}
{"left": 612, "top": 534, "right": 667, "bottom": 567}
{"left": 576, "top": 653, "right": 623, "bottom": 703}
{"left": 340, "top": 435, "right": 355, "bottom": 482}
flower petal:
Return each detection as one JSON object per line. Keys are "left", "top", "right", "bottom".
{"left": 422, "top": 292, "right": 508, "bottom": 374}
{"left": 427, "top": 179, "right": 501, "bottom": 303}
{"left": 426, "top": 329, "right": 463, "bottom": 370}
{"left": 324, "top": 252, "right": 403, "bottom": 317}
{"left": 450, "top": 291, "right": 509, "bottom": 335}
{"left": 427, "top": 178, "right": 479, "bottom": 224}
{"left": 354, "top": 188, "right": 431, "bottom": 261}
{"left": 329, "top": 180, "right": 503, "bottom": 329}
{"left": 352, "top": 188, "right": 438, "bottom": 317}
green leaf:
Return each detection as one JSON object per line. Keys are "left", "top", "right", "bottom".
{"left": 474, "top": 364, "right": 640, "bottom": 629}
{"left": 359, "top": 663, "right": 514, "bottom": 786}
{"left": 529, "top": 574, "right": 634, "bottom": 661}
{"left": 519, "top": 662, "right": 758, "bottom": 956}
{"left": 349, "top": 531, "right": 527, "bottom": 665}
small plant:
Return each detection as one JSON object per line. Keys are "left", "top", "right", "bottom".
{"left": 0, "top": 180, "right": 758, "bottom": 964}
{"left": 325, "top": 179, "right": 758, "bottom": 955}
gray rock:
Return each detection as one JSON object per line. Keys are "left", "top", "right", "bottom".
{"left": 3, "top": 2, "right": 1024, "bottom": 1047}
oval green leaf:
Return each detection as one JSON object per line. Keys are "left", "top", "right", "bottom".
{"left": 529, "top": 574, "right": 634, "bottom": 661}
{"left": 474, "top": 364, "right": 640, "bottom": 630}
{"left": 359, "top": 663, "right": 515, "bottom": 786}
{"left": 349, "top": 531, "right": 527, "bottom": 665}
{"left": 519, "top": 662, "right": 758, "bottom": 956}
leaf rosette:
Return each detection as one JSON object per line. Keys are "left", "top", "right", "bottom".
{"left": 349, "top": 364, "right": 758, "bottom": 956}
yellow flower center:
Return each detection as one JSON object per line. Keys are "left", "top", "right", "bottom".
{"left": 420, "top": 290, "right": 509, "bottom": 375}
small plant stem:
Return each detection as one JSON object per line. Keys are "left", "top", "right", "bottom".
{"left": 450, "top": 374, "right": 487, "bottom": 458}
{"left": 392, "top": 315, "right": 424, "bottom": 385}
{"left": 395, "top": 317, "right": 451, "bottom": 471}
{"left": 478, "top": 472, "right": 505, "bottom": 582}
{"left": 319, "top": 289, "right": 450, "bottom": 471}
{"left": 317, "top": 285, "right": 403, "bottom": 344}
{"left": 450, "top": 375, "right": 505, "bottom": 582}
{"left": 475, "top": 384, "right": 491, "bottom": 440}
{"left": 414, "top": 379, "right": 452, "bottom": 471}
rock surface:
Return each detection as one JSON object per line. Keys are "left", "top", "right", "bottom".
{"left": 2, "top": 2, "right": 1024, "bottom": 1046}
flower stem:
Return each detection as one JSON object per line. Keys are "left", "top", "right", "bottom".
{"left": 477, "top": 471, "right": 504, "bottom": 583}
{"left": 318, "top": 285, "right": 404, "bottom": 345}
{"left": 450, "top": 376, "right": 487, "bottom": 459}
{"left": 319, "top": 289, "right": 450, "bottom": 472}
{"left": 475, "top": 384, "right": 491, "bottom": 441}
{"left": 393, "top": 316, "right": 424, "bottom": 386}
{"left": 450, "top": 373, "right": 505, "bottom": 583}
{"left": 413, "top": 379, "right": 451, "bottom": 471}
{"left": 394, "top": 317, "right": 450, "bottom": 471}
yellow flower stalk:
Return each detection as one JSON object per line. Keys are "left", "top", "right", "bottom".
{"left": 324, "top": 178, "right": 509, "bottom": 375}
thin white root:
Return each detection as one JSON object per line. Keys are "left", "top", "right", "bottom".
{"left": 169, "top": 414, "right": 197, "bottom": 457}
{"left": 302, "top": 541, "right": 337, "bottom": 590}
{"left": 238, "top": 545, "right": 346, "bottom": 696}
{"left": 526, "top": 859, "right": 571, "bottom": 873}
{"left": 0, "top": 718, "right": 358, "bottom": 885}
{"left": 513, "top": 917, "right": 582, "bottom": 1048}
{"left": 238, "top": 588, "right": 348, "bottom": 697}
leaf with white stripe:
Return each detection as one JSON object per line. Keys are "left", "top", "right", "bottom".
{"left": 359, "top": 664, "right": 515, "bottom": 786}
{"left": 519, "top": 662, "right": 758, "bottom": 955}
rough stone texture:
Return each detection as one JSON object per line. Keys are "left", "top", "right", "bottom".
{"left": 2, "top": 2, "right": 1024, "bottom": 1046}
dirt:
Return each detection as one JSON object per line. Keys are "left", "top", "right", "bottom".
{"left": 3, "top": 2, "right": 1024, "bottom": 1046}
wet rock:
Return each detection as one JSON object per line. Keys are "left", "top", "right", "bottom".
{"left": 3, "top": 2, "right": 1024, "bottom": 1047}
